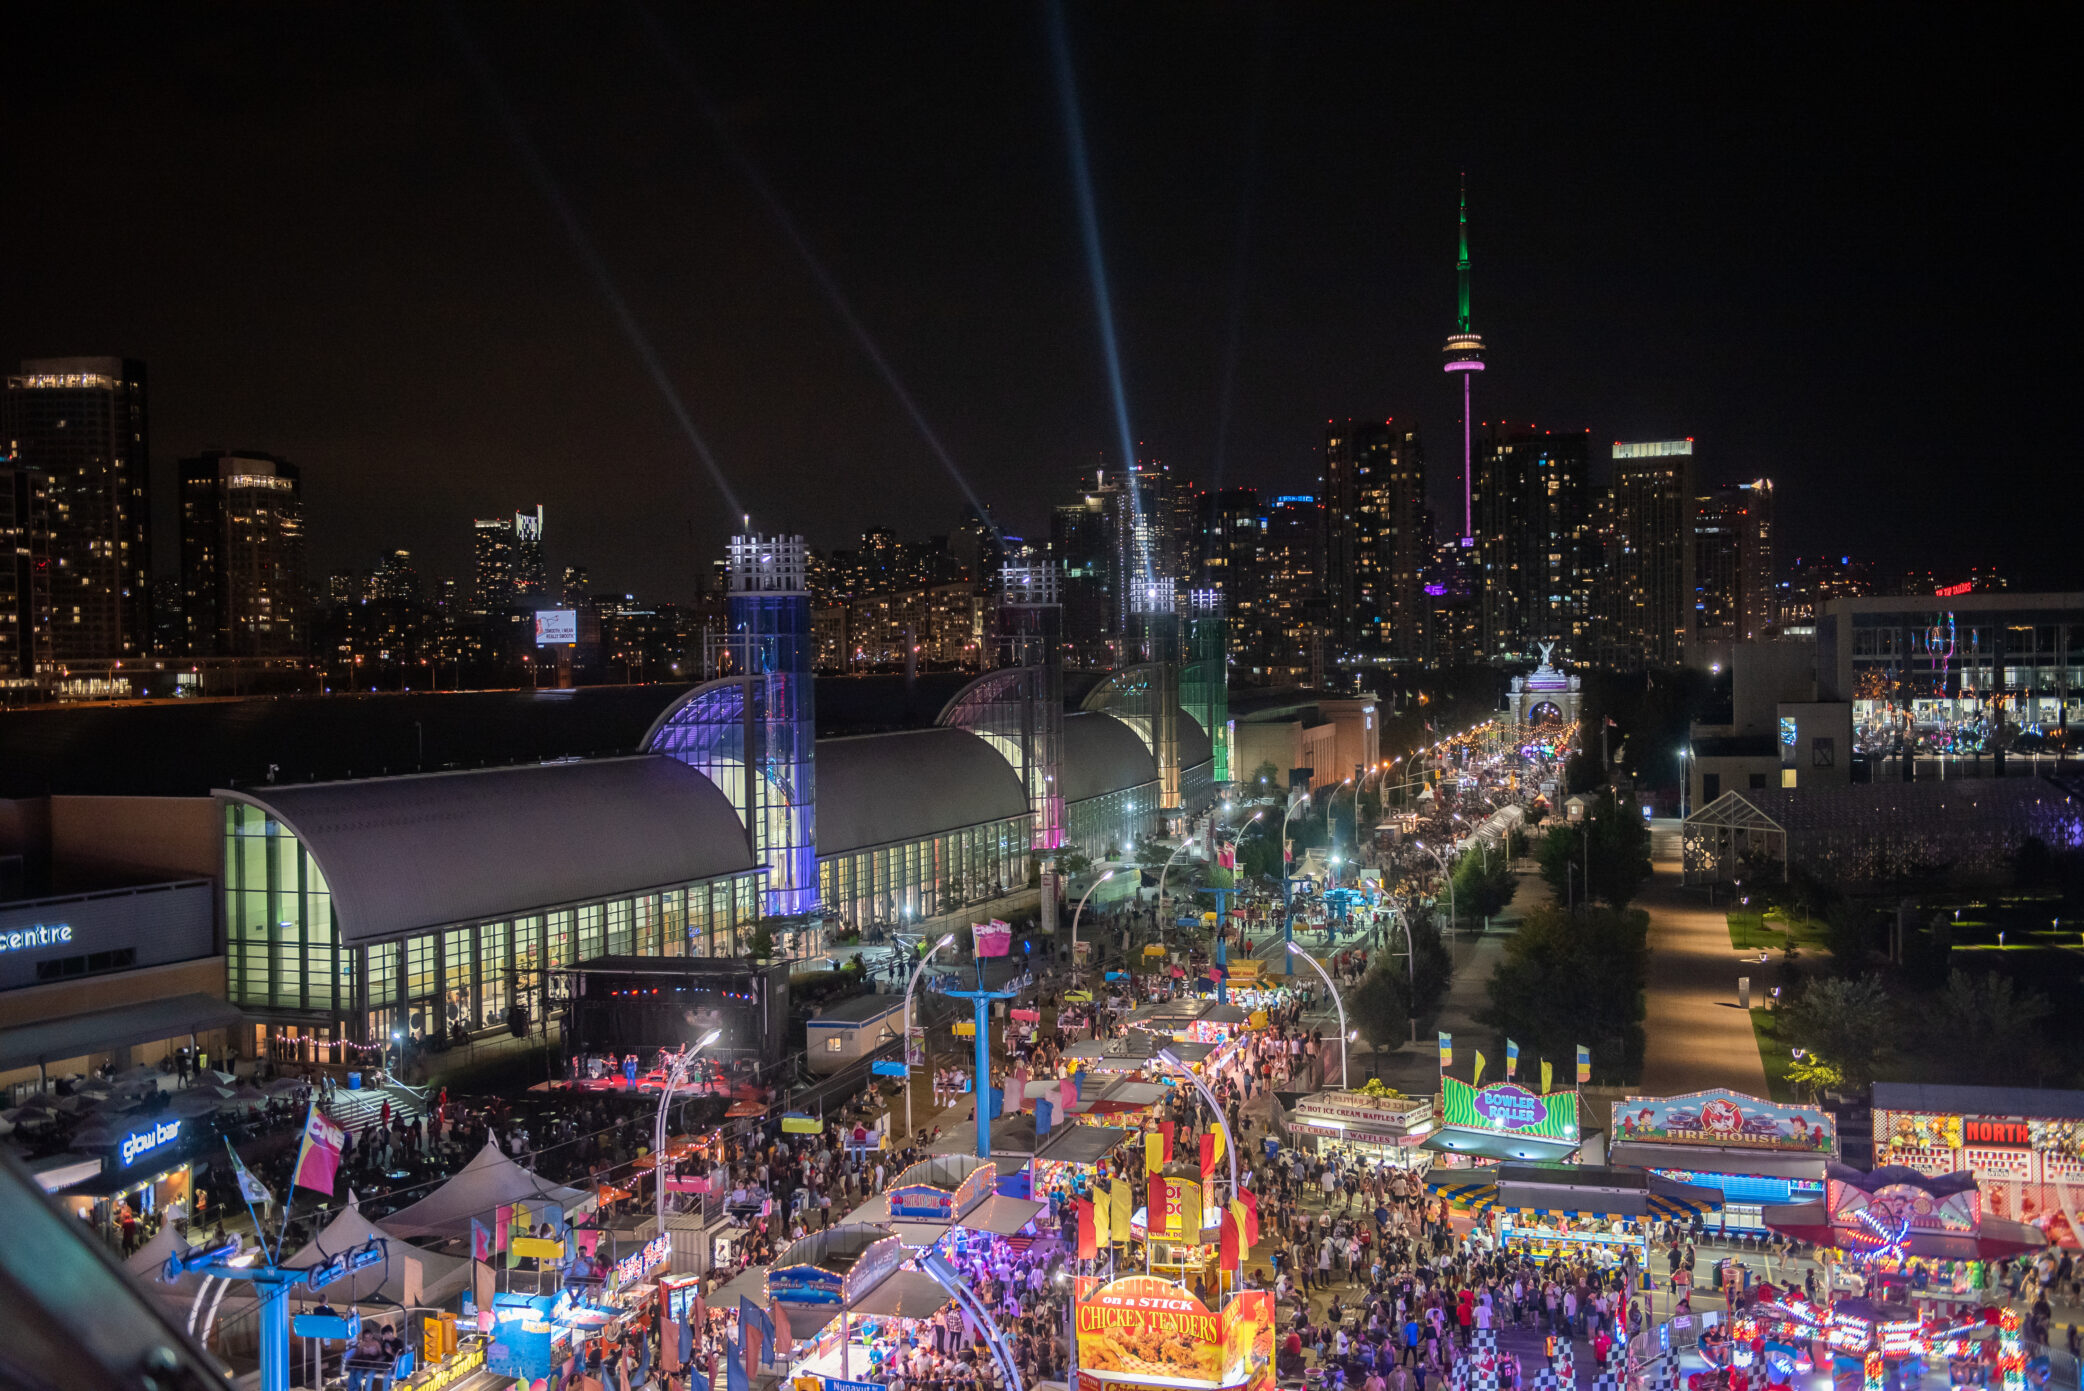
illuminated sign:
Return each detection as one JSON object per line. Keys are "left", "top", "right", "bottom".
{"left": 122, "top": 1119, "right": 182, "bottom": 1166}
{"left": 1935, "top": 581, "right": 1973, "bottom": 597}
{"left": 534, "top": 610, "right": 578, "bottom": 646}
{"left": 1612, "top": 440, "right": 1694, "bottom": 459}
{"left": 1, "top": 923, "right": 74, "bottom": 956}
{"left": 1614, "top": 1089, "right": 1835, "bottom": 1153}
{"left": 1442, "top": 1077, "right": 1579, "bottom": 1140}
{"left": 1966, "top": 1118, "right": 2031, "bottom": 1148}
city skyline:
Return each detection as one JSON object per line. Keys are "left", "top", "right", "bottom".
{"left": 3, "top": 7, "right": 2071, "bottom": 601}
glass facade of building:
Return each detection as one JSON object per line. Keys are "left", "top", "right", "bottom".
{"left": 817, "top": 815, "right": 1032, "bottom": 929}
{"left": 1065, "top": 783, "right": 1160, "bottom": 860}
{"left": 223, "top": 803, "right": 763, "bottom": 1048}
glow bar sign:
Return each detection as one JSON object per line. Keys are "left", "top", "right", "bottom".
{"left": 122, "top": 1118, "right": 182, "bottom": 1166}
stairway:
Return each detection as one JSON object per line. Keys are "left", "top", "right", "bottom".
{"left": 323, "top": 1080, "right": 426, "bottom": 1133}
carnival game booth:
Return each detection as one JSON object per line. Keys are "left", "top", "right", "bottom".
{"left": 1609, "top": 1089, "right": 1836, "bottom": 1234}
{"left": 765, "top": 1224, "right": 936, "bottom": 1385}
{"left": 1424, "top": 1077, "right": 1584, "bottom": 1164}
{"left": 1282, "top": 1091, "right": 1436, "bottom": 1170}
{"left": 1426, "top": 1162, "right": 1724, "bottom": 1267}
{"left": 1871, "top": 1081, "right": 2084, "bottom": 1250}
{"left": 1073, "top": 1273, "right": 1275, "bottom": 1391}
{"left": 1763, "top": 1164, "right": 2046, "bottom": 1309}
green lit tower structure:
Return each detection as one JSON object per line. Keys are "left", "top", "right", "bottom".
{"left": 1443, "top": 174, "right": 1485, "bottom": 544}
{"left": 1184, "top": 588, "right": 1230, "bottom": 784}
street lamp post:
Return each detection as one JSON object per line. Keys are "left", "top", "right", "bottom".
{"left": 1155, "top": 1047, "right": 1241, "bottom": 1287}
{"left": 1279, "top": 797, "right": 1310, "bottom": 976}
{"left": 1069, "top": 870, "right": 1116, "bottom": 987}
{"left": 1413, "top": 840, "right": 1455, "bottom": 930}
{"left": 1284, "top": 943, "right": 1353, "bottom": 1088}
{"left": 653, "top": 1027, "right": 722, "bottom": 1234}
{"left": 1155, "top": 836, "right": 1201, "bottom": 931}
{"left": 902, "top": 933, "right": 958, "bottom": 1141}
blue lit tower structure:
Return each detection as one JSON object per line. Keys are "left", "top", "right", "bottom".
{"left": 650, "top": 534, "right": 817, "bottom": 927}
{"left": 938, "top": 562, "right": 1064, "bottom": 929}
{"left": 1182, "top": 588, "right": 1230, "bottom": 785}
{"left": 726, "top": 534, "right": 817, "bottom": 916}
{"left": 1443, "top": 175, "right": 1485, "bottom": 544}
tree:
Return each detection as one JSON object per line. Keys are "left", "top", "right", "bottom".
{"left": 1056, "top": 848, "right": 1093, "bottom": 879}
{"left": 1452, "top": 847, "right": 1518, "bottom": 923}
{"left": 1928, "top": 969, "right": 2054, "bottom": 1083}
{"left": 747, "top": 922, "right": 775, "bottom": 960}
{"left": 1350, "top": 910, "right": 1455, "bottom": 1048}
{"left": 1479, "top": 904, "right": 1650, "bottom": 1082}
{"left": 1822, "top": 900, "right": 1875, "bottom": 974}
{"left": 1248, "top": 761, "right": 1281, "bottom": 795}
{"left": 1533, "top": 794, "right": 1650, "bottom": 911}
{"left": 1776, "top": 976, "right": 1892, "bottom": 1092}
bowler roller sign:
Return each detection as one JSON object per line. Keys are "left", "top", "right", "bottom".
{"left": 1442, "top": 1077, "right": 1578, "bottom": 1140}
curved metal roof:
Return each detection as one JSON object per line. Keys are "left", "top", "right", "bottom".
{"left": 817, "top": 729, "right": 1029, "bottom": 856}
{"left": 1179, "top": 710, "right": 1213, "bottom": 769}
{"left": 219, "top": 756, "right": 756, "bottom": 944}
{"left": 1061, "top": 712, "right": 1158, "bottom": 802}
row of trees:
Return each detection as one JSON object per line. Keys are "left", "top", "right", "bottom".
{"left": 1533, "top": 791, "right": 1653, "bottom": 910}
{"left": 1777, "top": 969, "right": 2057, "bottom": 1095}
{"left": 1480, "top": 904, "right": 1651, "bottom": 1083}
{"left": 1348, "top": 909, "right": 1456, "bottom": 1052}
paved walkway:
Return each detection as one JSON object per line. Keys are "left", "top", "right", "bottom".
{"left": 1637, "top": 860, "right": 1770, "bottom": 1096}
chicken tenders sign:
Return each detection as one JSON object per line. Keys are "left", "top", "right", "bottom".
{"left": 1075, "top": 1276, "right": 1272, "bottom": 1388}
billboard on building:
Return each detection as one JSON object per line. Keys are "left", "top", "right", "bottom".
{"left": 1613, "top": 1089, "right": 1836, "bottom": 1153}
{"left": 534, "top": 610, "right": 578, "bottom": 645}
{"left": 1441, "top": 1077, "right": 1578, "bottom": 1140}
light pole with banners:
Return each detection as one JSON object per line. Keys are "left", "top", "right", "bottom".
{"left": 902, "top": 933, "right": 958, "bottom": 1141}
{"left": 1069, "top": 870, "right": 1115, "bottom": 987}
{"left": 653, "top": 1027, "right": 723, "bottom": 1234}
{"left": 1284, "top": 942, "right": 1354, "bottom": 1088}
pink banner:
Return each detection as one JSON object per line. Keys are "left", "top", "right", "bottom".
{"left": 291, "top": 1106, "right": 345, "bottom": 1194}
{"left": 973, "top": 919, "right": 1012, "bottom": 957}
{"left": 1010, "top": 1008, "right": 1041, "bottom": 1023}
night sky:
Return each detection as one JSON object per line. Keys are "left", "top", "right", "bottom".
{"left": 5, "top": 6, "right": 2071, "bottom": 600}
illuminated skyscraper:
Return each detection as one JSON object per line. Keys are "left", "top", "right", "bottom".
{"left": 1442, "top": 178, "right": 1485, "bottom": 544}
{"left": 1475, "top": 427, "right": 1591, "bottom": 657}
{"left": 1604, "top": 440, "right": 1696, "bottom": 668}
{"left": 471, "top": 505, "right": 545, "bottom": 613}
{"left": 1, "top": 457, "right": 53, "bottom": 681}
{"left": 178, "top": 450, "right": 305, "bottom": 657}
{"left": 1, "top": 357, "right": 150, "bottom": 660}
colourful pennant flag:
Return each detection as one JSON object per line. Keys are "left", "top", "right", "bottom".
{"left": 1238, "top": 1189, "right": 1261, "bottom": 1245}
{"left": 1095, "top": 1184, "right": 1114, "bottom": 1246}
{"left": 1577, "top": 1044, "right": 1591, "bottom": 1085}
{"left": 1472, "top": 1051, "right": 1486, "bottom": 1088}
{"left": 1144, "top": 1132, "right": 1163, "bottom": 1175}
{"left": 1540, "top": 1059, "right": 1554, "bottom": 1094}
{"left": 1437, "top": 1031, "right": 1452, "bottom": 1069}
{"left": 290, "top": 1105, "right": 346, "bottom": 1195}
{"left": 1219, "top": 1210, "right": 1241, "bottom": 1270}
{"left": 740, "top": 1298, "right": 773, "bottom": 1375}
{"left": 1110, "top": 1173, "right": 1132, "bottom": 1242}
{"left": 471, "top": 1217, "right": 493, "bottom": 1263}
{"left": 1506, "top": 1039, "right": 1520, "bottom": 1080}
{"left": 227, "top": 1139, "right": 271, "bottom": 1207}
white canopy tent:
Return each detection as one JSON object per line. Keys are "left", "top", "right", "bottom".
{"left": 283, "top": 1199, "right": 472, "bottom": 1310}
{"left": 377, "top": 1141, "right": 590, "bottom": 1240}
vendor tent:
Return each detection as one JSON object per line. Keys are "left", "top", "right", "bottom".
{"left": 284, "top": 1199, "right": 472, "bottom": 1309}
{"left": 377, "top": 1140, "right": 588, "bottom": 1239}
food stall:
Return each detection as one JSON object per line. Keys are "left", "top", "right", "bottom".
{"left": 1609, "top": 1088, "right": 1835, "bottom": 1234}
{"left": 1033, "top": 1123, "right": 1138, "bottom": 1207}
{"left": 1282, "top": 1090, "right": 1436, "bottom": 1169}
{"left": 1073, "top": 1274, "right": 1273, "bottom": 1391}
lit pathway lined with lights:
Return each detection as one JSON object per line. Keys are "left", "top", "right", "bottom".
{"left": 1638, "top": 861, "right": 1771, "bottom": 1097}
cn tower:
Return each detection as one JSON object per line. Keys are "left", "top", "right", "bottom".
{"left": 1442, "top": 174, "right": 1485, "bottom": 542}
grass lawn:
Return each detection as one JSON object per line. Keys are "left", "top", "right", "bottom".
{"left": 1749, "top": 1007, "right": 1800, "bottom": 1103}
{"left": 1728, "top": 908, "right": 1828, "bottom": 953}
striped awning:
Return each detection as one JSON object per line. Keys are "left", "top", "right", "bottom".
{"left": 1424, "top": 1171, "right": 1499, "bottom": 1211}
{"left": 1648, "top": 1190, "right": 1721, "bottom": 1222}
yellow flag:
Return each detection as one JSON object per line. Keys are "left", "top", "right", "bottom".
{"left": 1095, "top": 1183, "right": 1114, "bottom": 1245}
{"left": 1145, "top": 1132, "right": 1163, "bottom": 1175}
{"left": 1540, "top": 1059, "right": 1554, "bottom": 1094}
{"left": 1209, "top": 1126, "right": 1226, "bottom": 1168}
{"left": 1111, "top": 1172, "right": 1132, "bottom": 1238}
{"left": 1472, "top": 1052, "right": 1486, "bottom": 1088}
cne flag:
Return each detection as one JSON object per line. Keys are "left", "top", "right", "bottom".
{"left": 1199, "top": 1132, "right": 1216, "bottom": 1180}
{"left": 1540, "top": 1060, "right": 1554, "bottom": 1095}
{"left": 1149, "top": 1176, "right": 1165, "bottom": 1232}
{"left": 1577, "top": 1044, "right": 1591, "bottom": 1085}
{"left": 1094, "top": 1184, "right": 1114, "bottom": 1247}
{"left": 1076, "top": 1198, "right": 1097, "bottom": 1260}
{"left": 1219, "top": 1209, "right": 1241, "bottom": 1271}
{"left": 739, "top": 1298, "right": 773, "bottom": 1375}
{"left": 290, "top": 1105, "right": 346, "bottom": 1195}
{"left": 471, "top": 1217, "right": 493, "bottom": 1263}
{"left": 1110, "top": 1172, "right": 1133, "bottom": 1241}
{"left": 1144, "top": 1132, "right": 1164, "bottom": 1175}
{"left": 1438, "top": 1032, "right": 1452, "bottom": 1069}
{"left": 1505, "top": 1039, "right": 1520, "bottom": 1080}
{"left": 1472, "top": 1052, "right": 1486, "bottom": 1088}
{"left": 1159, "top": 1120, "right": 1176, "bottom": 1162}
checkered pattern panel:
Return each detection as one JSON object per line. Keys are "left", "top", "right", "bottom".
{"left": 1531, "top": 1367, "right": 1563, "bottom": 1391}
